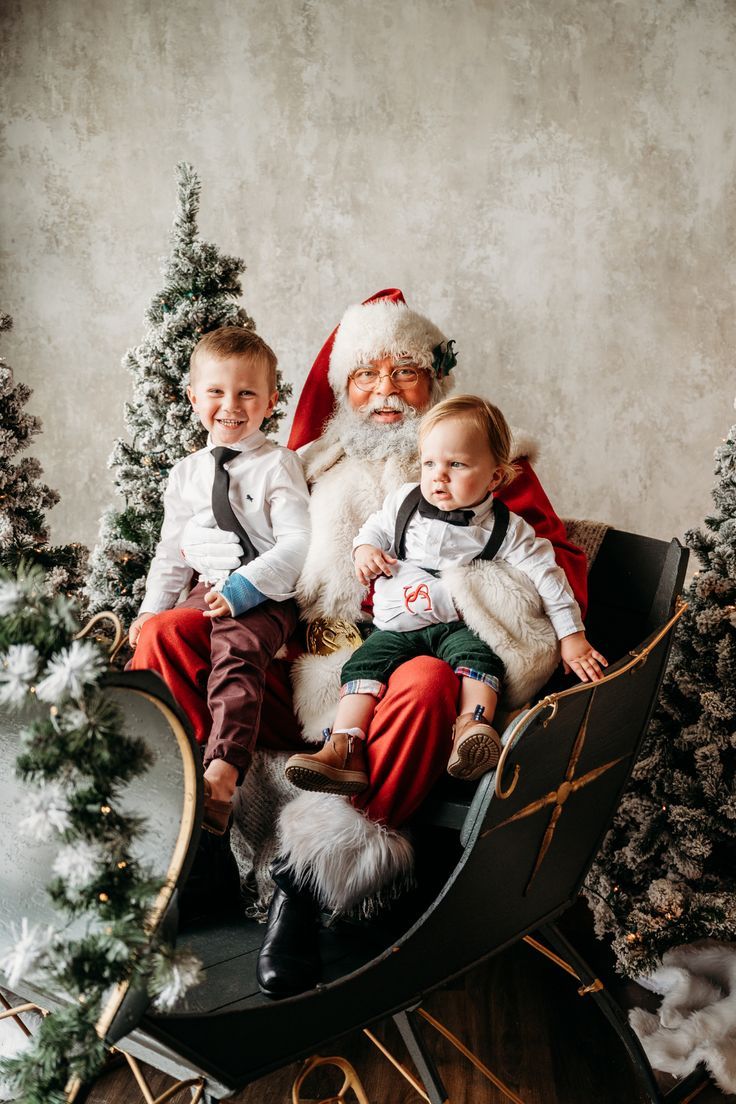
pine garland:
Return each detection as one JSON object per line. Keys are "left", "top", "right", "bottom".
{"left": 585, "top": 400, "right": 736, "bottom": 976}
{"left": 0, "top": 315, "right": 87, "bottom": 598}
{"left": 85, "top": 162, "right": 292, "bottom": 622}
{"left": 0, "top": 563, "right": 201, "bottom": 1102}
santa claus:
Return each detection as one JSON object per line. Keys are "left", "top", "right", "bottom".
{"left": 132, "top": 288, "right": 587, "bottom": 998}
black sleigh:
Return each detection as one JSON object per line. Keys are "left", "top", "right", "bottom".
{"left": 0, "top": 525, "right": 694, "bottom": 1103}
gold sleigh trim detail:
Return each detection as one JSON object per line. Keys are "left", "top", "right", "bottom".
{"left": 493, "top": 600, "right": 687, "bottom": 802}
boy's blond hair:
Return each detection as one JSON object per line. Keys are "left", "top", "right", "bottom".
{"left": 419, "top": 395, "right": 517, "bottom": 487}
{"left": 190, "top": 326, "right": 278, "bottom": 392}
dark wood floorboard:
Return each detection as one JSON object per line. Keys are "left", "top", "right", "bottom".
{"left": 82, "top": 940, "right": 735, "bottom": 1104}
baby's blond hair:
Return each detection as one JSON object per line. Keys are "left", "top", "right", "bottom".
{"left": 419, "top": 395, "right": 517, "bottom": 487}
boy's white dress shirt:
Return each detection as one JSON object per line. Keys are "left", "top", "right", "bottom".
{"left": 354, "top": 482, "right": 584, "bottom": 637}
{"left": 140, "top": 430, "right": 310, "bottom": 615}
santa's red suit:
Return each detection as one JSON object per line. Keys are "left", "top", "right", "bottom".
{"left": 130, "top": 289, "right": 587, "bottom": 914}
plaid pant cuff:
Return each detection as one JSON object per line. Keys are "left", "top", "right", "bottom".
{"left": 455, "top": 667, "right": 501, "bottom": 694}
{"left": 340, "top": 679, "right": 387, "bottom": 700}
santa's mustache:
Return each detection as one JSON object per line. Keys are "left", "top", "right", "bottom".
{"left": 362, "top": 394, "right": 415, "bottom": 416}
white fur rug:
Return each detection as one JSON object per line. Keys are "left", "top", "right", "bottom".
{"left": 631, "top": 941, "right": 736, "bottom": 1093}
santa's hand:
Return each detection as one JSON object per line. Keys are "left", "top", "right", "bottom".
{"left": 180, "top": 515, "right": 243, "bottom": 580}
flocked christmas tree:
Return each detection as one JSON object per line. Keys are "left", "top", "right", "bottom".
{"left": 585, "top": 396, "right": 736, "bottom": 977}
{"left": 85, "top": 162, "right": 290, "bottom": 622}
{"left": 0, "top": 313, "right": 87, "bottom": 596}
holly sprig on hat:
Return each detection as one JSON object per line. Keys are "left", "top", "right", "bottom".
{"left": 432, "top": 339, "right": 457, "bottom": 379}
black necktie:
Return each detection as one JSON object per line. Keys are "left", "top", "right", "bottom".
{"left": 211, "top": 447, "right": 259, "bottom": 566}
{"left": 417, "top": 493, "right": 475, "bottom": 526}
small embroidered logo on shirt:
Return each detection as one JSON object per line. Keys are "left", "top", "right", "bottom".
{"left": 403, "top": 582, "right": 432, "bottom": 613}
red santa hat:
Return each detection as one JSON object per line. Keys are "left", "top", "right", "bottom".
{"left": 287, "top": 288, "right": 456, "bottom": 451}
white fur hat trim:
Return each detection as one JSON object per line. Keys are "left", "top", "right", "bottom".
{"left": 328, "top": 298, "right": 448, "bottom": 391}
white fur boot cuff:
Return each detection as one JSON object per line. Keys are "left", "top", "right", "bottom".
{"left": 278, "top": 791, "right": 415, "bottom": 916}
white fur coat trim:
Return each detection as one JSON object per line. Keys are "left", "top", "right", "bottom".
{"left": 630, "top": 941, "right": 736, "bottom": 1094}
{"left": 278, "top": 791, "right": 414, "bottom": 914}
{"left": 291, "top": 648, "right": 351, "bottom": 745}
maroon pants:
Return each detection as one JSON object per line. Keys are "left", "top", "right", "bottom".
{"left": 134, "top": 583, "right": 298, "bottom": 780}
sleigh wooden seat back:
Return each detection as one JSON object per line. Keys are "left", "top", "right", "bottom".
{"left": 101, "top": 527, "right": 685, "bottom": 1099}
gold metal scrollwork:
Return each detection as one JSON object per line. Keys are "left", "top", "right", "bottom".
{"left": 492, "top": 604, "right": 687, "bottom": 802}
{"left": 75, "top": 610, "right": 127, "bottom": 662}
{"left": 292, "top": 1054, "right": 370, "bottom": 1104}
{"left": 494, "top": 697, "right": 556, "bottom": 800}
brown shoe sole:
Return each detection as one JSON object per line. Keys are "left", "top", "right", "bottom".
{"left": 285, "top": 756, "right": 369, "bottom": 796}
{"left": 447, "top": 729, "right": 502, "bottom": 782}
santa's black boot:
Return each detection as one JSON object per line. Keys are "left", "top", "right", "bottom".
{"left": 256, "top": 858, "right": 321, "bottom": 999}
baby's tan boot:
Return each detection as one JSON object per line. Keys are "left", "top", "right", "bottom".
{"left": 448, "top": 708, "right": 502, "bottom": 782}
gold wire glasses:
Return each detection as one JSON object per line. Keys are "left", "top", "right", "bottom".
{"left": 349, "top": 362, "right": 423, "bottom": 392}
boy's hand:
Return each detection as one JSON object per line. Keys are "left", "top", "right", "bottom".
{"left": 354, "top": 544, "right": 397, "bottom": 585}
{"left": 129, "top": 612, "right": 156, "bottom": 648}
{"left": 203, "top": 589, "right": 233, "bottom": 619}
{"left": 560, "top": 631, "right": 608, "bottom": 683}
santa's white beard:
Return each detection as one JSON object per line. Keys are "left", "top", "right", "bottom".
{"left": 328, "top": 394, "right": 426, "bottom": 461}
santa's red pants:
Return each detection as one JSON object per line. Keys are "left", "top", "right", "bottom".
{"left": 129, "top": 609, "right": 459, "bottom": 829}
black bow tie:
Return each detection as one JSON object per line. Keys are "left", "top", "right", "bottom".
{"left": 418, "top": 494, "right": 475, "bottom": 526}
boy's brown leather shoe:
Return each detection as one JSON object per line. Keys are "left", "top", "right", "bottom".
{"left": 284, "top": 730, "right": 369, "bottom": 795}
{"left": 447, "top": 713, "right": 502, "bottom": 781}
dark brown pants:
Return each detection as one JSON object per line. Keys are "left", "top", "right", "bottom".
{"left": 175, "top": 582, "right": 298, "bottom": 779}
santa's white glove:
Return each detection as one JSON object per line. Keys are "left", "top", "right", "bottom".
{"left": 180, "top": 512, "right": 243, "bottom": 585}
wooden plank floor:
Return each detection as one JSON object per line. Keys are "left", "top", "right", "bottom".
{"left": 82, "top": 938, "right": 735, "bottom": 1104}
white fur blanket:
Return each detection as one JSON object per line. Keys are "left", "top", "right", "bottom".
{"left": 631, "top": 941, "right": 736, "bottom": 1093}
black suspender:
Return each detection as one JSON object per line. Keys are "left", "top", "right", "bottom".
{"left": 477, "top": 499, "right": 509, "bottom": 561}
{"left": 393, "top": 487, "right": 510, "bottom": 563}
{"left": 394, "top": 486, "right": 422, "bottom": 559}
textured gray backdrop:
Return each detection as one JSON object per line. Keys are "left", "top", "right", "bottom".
{"left": 1, "top": 0, "right": 734, "bottom": 551}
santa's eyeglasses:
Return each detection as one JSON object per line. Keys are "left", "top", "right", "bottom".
{"left": 349, "top": 361, "right": 423, "bottom": 392}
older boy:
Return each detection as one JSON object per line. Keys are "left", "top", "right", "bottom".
{"left": 129, "top": 327, "right": 311, "bottom": 837}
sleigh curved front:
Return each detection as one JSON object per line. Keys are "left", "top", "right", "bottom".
{"left": 126, "top": 530, "right": 688, "bottom": 1094}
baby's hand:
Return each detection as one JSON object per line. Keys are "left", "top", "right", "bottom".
{"left": 354, "top": 544, "right": 397, "bottom": 585}
{"left": 129, "top": 612, "right": 156, "bottom": 647}
{"left": 560, "top": 631, "right": 608, "bottom": 683}
{"left": 203, "top": 589, "right": 233, "bottom": 619}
